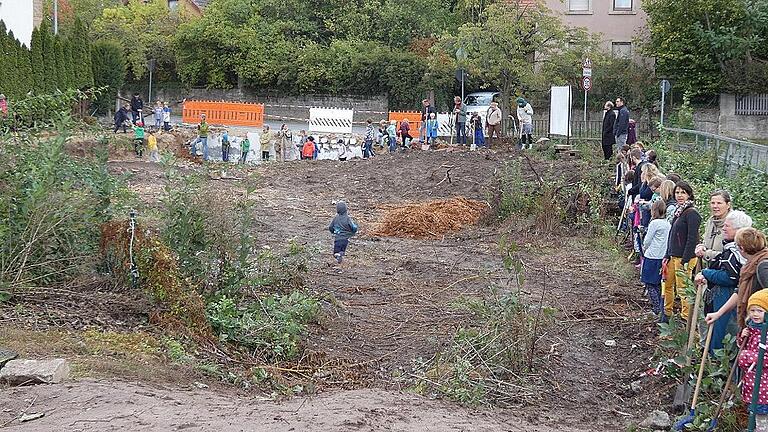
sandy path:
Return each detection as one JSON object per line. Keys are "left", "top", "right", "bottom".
{"left": 0, "top": 380, "right": 592, "bottom": 431}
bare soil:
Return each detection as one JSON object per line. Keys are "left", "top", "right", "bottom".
{"left": 1, "top": 140, "right": 661, "bottom": 431}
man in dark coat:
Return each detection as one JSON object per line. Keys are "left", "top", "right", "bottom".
{"left": 601, "top": 101, "right": 616, "bottom": 160}
{"left": 113, "top": 104, "right": 130, "bottom": 133}
{"left": 614, "top": 97, "right": 630, "bottom": 152}
{"left": 130, "top": 93, "right": 144, "bottom": 123}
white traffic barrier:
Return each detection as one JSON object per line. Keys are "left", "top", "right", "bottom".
{"left": 309, "top": 107, "right": 354, "bottom": 134}
{"left": 437, "top": 112, "right": 453, "bottom": 137}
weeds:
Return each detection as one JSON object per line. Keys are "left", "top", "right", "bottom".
{"left": 206, "top": 292, "right": 319, "bottom": 362}
{"left": 0, "top": 123, "right": 131, "bottom": 294}
{"left": 411, "top": 288, "right": 555, "bottom": 406}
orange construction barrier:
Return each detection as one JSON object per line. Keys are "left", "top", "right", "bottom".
{"left": 388, "top": 111, "right": 422, "bottom": 134}
{"left": 182, "top": 100, "right": 264, "bottom": 127}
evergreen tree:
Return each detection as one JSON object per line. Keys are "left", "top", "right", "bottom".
{"left": 3, "top": 30, "right": 20, "bottom": 100}
{"left": 91, "top": 40, "right": 126, "bottom": 114}
{"left": 40, "top": 21, "right": 57, "bottom": 93}
{"left": 15, "top": 40, "right": 34, "bottom": 98}
{"left": 63, "top": 38, "right": 76, "bottom": 91}
{"left": 54, "top": 36, "right": 69, "bottom": 91}
{"left": 0, "top": 21, "right": 10, "bottom": 98}
{"left": 30, "top": 26, "right": 46, "bottom": 94}
{"left": 71, "top": 18, "right": 94, "bottom": 89}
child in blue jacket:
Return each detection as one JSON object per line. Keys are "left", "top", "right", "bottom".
{"left": 328, "top": 201, "right": 358, "bottom": 265}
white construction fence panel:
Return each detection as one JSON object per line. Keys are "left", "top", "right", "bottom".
{"left": 549, "top": 85, "right": 572, "bottom": 137}
{"left": 437, "top": 112, "right": 454, "bottom": 137}
{"left": 309, "top": 107, "right": 354, "bottom": 135}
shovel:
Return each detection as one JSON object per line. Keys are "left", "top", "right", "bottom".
{"left": 673, "top": 283, "right": 706, "bottom": 412}
{"left": 674, "top": 323, "right": 714, "bottom": 430}
{"left": 748, "top": 322, "right": 768, "bottom": 432}
{"left": 707, "top": 344, "right": 745, "bottom": 431}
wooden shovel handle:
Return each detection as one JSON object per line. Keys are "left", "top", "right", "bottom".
{"left": 691, "top": 324, "right": 715, "bottom": 410}
{"left": 684, "top": 284, "right": 706, "bottom": 367}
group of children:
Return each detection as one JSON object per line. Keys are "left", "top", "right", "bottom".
{"left": 616, "top": 142, "right": 676, "bottom": 318}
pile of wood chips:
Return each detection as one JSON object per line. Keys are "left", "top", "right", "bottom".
{"left": 373, "top": 197, "right": 487, "bottom": 239}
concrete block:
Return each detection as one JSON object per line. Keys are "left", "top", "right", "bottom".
{"left": 0, "top": 359, "right": 70, "bottom": 385}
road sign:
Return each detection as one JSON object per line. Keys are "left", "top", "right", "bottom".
{"left": 583, "top": 76, "right": 592, "bottom": 92}
{"left": 582, "top": 67, "right": 592, "bottom": 77}
{"left": 660, "top": 79, "right": 671, "bottom": 93}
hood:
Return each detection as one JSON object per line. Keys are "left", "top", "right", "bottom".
{"left": 336, "top": 201, "right": 348, "bottom": 215}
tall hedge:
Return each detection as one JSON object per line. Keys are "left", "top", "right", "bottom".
{"left": 91, "top": 40, "right": 126, "bottom": 114}
{"left": 71, "top": 18, "right": 94, "bottom": 89}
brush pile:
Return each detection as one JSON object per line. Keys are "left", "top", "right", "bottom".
{"left": 373, "top": 197, "right": 487, "bottom": 239}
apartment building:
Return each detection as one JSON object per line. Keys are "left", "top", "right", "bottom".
{"left": 544, "top": 0, "right": 648, "bottom": 57}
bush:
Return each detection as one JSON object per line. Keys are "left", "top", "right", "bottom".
{"left": 653, "top": 133, "right": 768, "bottom": 230}
{"left": 207, "top": 292, "right": 319, "bottom": 362}
{"left": 91, "top": 40, "right": 126, "bottom": 115}
{"left": 411, "top": 289, "right": 554, "bottom": 406}
{"left": 0, "top": 124, "right": 130, "bottom": 293}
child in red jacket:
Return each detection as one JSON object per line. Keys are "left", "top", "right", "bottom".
{"left": 739, "top": 289, "right": 768, "bottom": 431}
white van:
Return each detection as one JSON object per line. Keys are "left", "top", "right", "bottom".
{"left": 464, "top": 91, "right": 500, "bottom": 133}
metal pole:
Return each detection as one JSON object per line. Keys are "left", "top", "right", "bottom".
{"left": 584, "top": 90, "right": 588, "bottom": 127}
{"left": 567, "top": 86, "right": 571, "bottom": 147}
{"left": 660, "top": 87, "right": 666, "bottom": 127}
{"left": 461, "top": 72, "right": 465, "bottom": 103}
{"left": 53, "top": 0, "right": 59, "bottom": 35}
{"left": 148, "top": 67, "right": 153, "bottom": 104}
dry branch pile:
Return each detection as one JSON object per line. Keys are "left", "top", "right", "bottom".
{"left": 373, "top": 197, "right": 487, "bottom": 239}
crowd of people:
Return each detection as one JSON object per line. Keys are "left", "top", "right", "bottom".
{"left": 615, "top": 125, "right": 768, "bottom": 425}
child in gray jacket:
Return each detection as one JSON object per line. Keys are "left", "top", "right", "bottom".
{"left": 328, "top": 201, "right": 358, "bottom": 264}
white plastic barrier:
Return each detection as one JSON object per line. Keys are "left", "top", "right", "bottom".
{"left": 309, "top": 107, "right": 354, "bottom": 134}
{"left": 436, "top": 113, "right": 453, "bottom": 137}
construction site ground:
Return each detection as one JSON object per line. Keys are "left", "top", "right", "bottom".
{"left": 0, "top": 137, "right": 661, "bottom": 431}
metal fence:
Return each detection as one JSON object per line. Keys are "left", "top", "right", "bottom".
{"left": 664, "top": 127, "right": 768, "bottom": 174}
{"left": 736, "top": 94, "right": 768, "bottom": 115}
{"left": 530, "top": 119, "right": 652, "bottom": 140}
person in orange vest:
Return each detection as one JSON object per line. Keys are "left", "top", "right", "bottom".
{"left": 302, "top": 136, "right": 316, "bottom": 160}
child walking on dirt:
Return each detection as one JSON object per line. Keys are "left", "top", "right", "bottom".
{"left": 641, "top": 200, "right": 670, "bottom": 317}
{"left": 240, "top": 136, "right": 250, "bottom": 164}
{"left": 426, "top": 112, "right": 438, "bottom": 149}
{"left": 364, "top": 119, "right": 375, "bottom": 158}
{"left": 328, "top": 201, "right": 358, "bottom": 266}
{"left": 147, "top": 130, "right": 159, "bottom": 162}
{"left": 133, "top": 121, "right": 145, "bottom": 157}
{"left": 739, "top": 290, "right": 768, "bottom": 431}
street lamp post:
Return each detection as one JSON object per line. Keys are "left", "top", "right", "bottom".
{"left": 456, "top": 47, "right": 468, "bottom": 102}
{"left": 53, "top": 0, "right": 59, "bottom": 35}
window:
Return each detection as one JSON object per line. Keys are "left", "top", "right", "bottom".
{"left": 168, "top": 0, "right": 179, "bottom": 9}
{"left": 612, "top": 42, "right": 632, "bottom": 58}
{"left": 568, "top": 0, "right": 589, "bottom": 12}
{"left": 613, "top": 0, "right": 632, "bottom": 10}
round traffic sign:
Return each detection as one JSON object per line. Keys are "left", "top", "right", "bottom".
{"left": 583, "top": 76, "right": 592, "bottom": 91}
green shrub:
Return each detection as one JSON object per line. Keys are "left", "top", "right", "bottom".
{"left": 0, "top": 124, "right": 131, "bottom": 293}
{"left": 206, "top": 292, "right": 319, "bottom": 362}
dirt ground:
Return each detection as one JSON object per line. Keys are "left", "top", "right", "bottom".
{"left": 1, "top": 139, "right": 661, "bottom": 431}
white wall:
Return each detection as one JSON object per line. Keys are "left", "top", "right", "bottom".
{"left": 0, "top": 0, "right": 35, "bottom": 47}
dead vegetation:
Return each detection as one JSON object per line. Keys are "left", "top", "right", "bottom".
{"left": 371, "top": 197, "right": 489, "bottom": 239}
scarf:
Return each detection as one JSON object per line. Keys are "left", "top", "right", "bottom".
{"left": 673, "top": 200, "right": 694, "bottom": 221}
{"left": 706, "top": 216, "right": 726, "bottom": 248}
{"left": 737, "top": 248, "right": 768, "bottom": 330}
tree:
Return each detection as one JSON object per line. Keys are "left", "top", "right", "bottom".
{"left": 15, "top": 39, "right": 34, "bottom": 98}
{"left": 71, "top": 18, "right": 94, "bottom": 89}
{"left": 0, "top": 22, "right": 14, "bottom": 98}
{"left": 643, "top": 0, "right": 768, "bottom": 96}
{"left": 30, "top": 26, "right": 46, "bottom": 93}
{"left": 92, "top": 0, "right": 189, "bottom": 81}
{"left": 429, "top": 2, "right": 597, "bottom": 128}
{"left": 91, "top": 40, "right": 126, "bottom": 114}
{"left": 40, "top": 21, "right": 57, "bottom": 93}
{"left": 54, "top": 35, "right": 71, "bottom": 91}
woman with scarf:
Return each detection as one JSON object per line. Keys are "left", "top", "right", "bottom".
{"left": 662, "top": 181, "right": 702, "bottom": 323}
{"left": 696, "top": 190, "right": 733, "bottom": 266}
{"left": 705, "top": 227, "right": 768, "bottom": 332}
{"left": 694, "top": 210, "right": 752, "bottom": 353}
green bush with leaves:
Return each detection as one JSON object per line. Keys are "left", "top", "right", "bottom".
{"left": 0, "top": 122, "right": 130, "bottom": 294}
{"left": 91, "top": 40, "right": 126, "bottom": 115}
{"left": 653, "top": 133, "right": 768, "bottom": 230}
{"left": 207, "top": 292, "right": 319, "bottom": 362}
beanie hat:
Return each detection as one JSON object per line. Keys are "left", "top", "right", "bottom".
{"left": 516, "top": 97, "right": 527, "bottom": 107}
{"left": 748, "top": 290, "right": 768, "bottom": 313}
